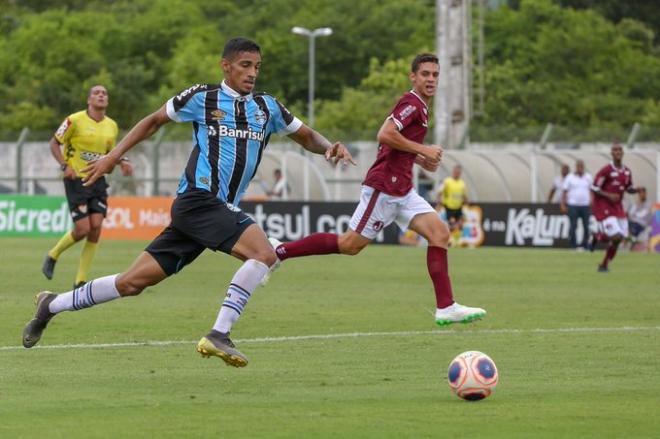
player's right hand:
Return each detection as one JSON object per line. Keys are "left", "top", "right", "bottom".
{"left": 62, "top": 166, "right": 76, "bottom": 180}
{"left": 82, "top": 155, "right": 117, "bottom": 186}
{"left": 325, "top": 142, "right": 357, "bottom": 167}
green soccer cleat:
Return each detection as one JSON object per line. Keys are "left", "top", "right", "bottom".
{"left": 435, "top": 302, "right": 486, "bottom": 327}
{"left": 197, "top": 330, "right": 248, "bottom": 367}
{"left": 23, "top": 292, "right": 57, "bottom": 348}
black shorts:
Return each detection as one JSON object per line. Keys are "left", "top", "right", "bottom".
{"left": 445, "top": 207, "right": 463, "bottom": 222}
{"left": 145, "top": 190, "right": 255, "bottom": 276}
{"left": 629, "top": 221, "right": 645, "bottom": 238}
{"left": 64, "top": 177, "right": 109, "bottom": 221}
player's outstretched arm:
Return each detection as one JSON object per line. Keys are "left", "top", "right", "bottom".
{"left": 377, "top": 118, "right": 442, "bottom": 163}
{"left": 288, "top": 124, "right": 356, "bottom": 166}
{"left": 83, "top": 105, "right": 170, "bottom": 186}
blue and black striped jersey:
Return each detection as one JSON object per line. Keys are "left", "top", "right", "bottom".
{"left": 166, "top": 81, "right": 302, "bottom": 206}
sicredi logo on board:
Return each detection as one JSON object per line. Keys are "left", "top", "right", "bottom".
{"left": 0, "top": 199, "right": 72, "bottom": 234}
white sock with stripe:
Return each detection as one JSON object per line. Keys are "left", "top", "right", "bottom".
{"left": 48, "top": 274, "right": 121, "bottom": 314}
{"left": 213, "top": 259, "right": 269, "bottom": 334}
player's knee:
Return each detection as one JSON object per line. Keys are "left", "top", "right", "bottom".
{"left": 338, "top": 234, "right": 366, "bottom": 255}
{"left": 115, "top": 274, "right": 146, "bottom": 296}
{"left": 87, "top": 225, "right": 102, "bottom": 241}
{"left": 254, "top": 248, "right": 278, "bottom": 267}
{"left": 341, "top": 244, "right": 364, "bottom": 256}
{"left": 73, "top": 222, "right": 90, "bottom": 239}
{"left": 426, "top": 225, "right": 450, "bottom": 247}
{"left": 428, "top": 234, "right": 449, "bottom": 247}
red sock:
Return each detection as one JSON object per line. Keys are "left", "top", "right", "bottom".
{"left": 427, "top": 246, "right": 455, "bottom": 309}
{"left": 601, "top": 242, "right": 619, "bottom": 267}
{"left": 276, "top": 233, "right": 339, "bottom": 261}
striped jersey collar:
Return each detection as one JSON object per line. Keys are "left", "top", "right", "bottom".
{"left": 221, "top": 80, "right": 252, "bottom": 101}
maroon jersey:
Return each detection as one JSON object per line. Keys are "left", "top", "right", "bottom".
{"left": 363, "top": 91, "right": 429, "bottom": 196}
{"left": 591, "top": 163, "right": 633, "bottom": 220}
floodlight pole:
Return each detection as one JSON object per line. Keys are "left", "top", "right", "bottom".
{"left": 291, "top": 26, "right": 332, "bottom": 201}
{"left": 291, "top": 26, "right": 333, "bottom": 128}
{"left": 308, "top": 35, "right": 315, "bottom": 127}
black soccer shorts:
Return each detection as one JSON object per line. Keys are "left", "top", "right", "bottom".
{"left": 445, "top": 206, "right": 464, "bottom": 222}
{"left": 146, "top": 189, "right": 255, "bottom": 276}
{"left": 63, "top": 177, "right": 109, "bottom": 222}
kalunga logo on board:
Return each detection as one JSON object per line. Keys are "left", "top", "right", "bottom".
{"left": 480, "top": 204, "right": 596, "bottom": 247}
{"left": 505, "top": 208, "right": 570, "bottom": 246}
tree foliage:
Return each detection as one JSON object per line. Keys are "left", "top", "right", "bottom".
{"left": 556, "top": 0, "right": 660, "bottom": 45}
{"left": 0, "top": 0, "right": 433, "bottom": 133}
{"left": 314, "top": 0, "right": 660, "bottom": 139}
{"left": 479, "top": 0, "right": 660, "bottom": 129}
{"left": 315, "top": 57, "right": 414, "bottom": 139}
{"left": 0, "top": 0, "right": 658, "bottom": 141}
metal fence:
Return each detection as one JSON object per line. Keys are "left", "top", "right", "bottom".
{"left": 1, "top": 126, "right": 659, "bottom": 203}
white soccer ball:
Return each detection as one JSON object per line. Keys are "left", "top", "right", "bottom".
{"left": 447, "top": 350, "right": 499, "bottom": 401}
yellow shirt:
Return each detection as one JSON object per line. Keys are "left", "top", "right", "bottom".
{"left": 54, "top": 110, "right": 118, "bottom": 178}
{"left": 441, "top": 177, "right": 467, "bottom": 209}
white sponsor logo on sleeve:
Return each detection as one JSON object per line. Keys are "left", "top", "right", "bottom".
{"left": 176, "top": 84, "right": 207, "bottom": 101}
{"left": 55, "top": 119, "right": 71, "bottom": 138}
{"left": 398, "top": 104, "right": 416, "bottom": 120}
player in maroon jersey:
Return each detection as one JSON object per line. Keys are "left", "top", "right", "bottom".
{"left": 266, "top": 53, "right": 486, "bottom": 326}
{"left": 590, "top": 143, "right": 639, "bottom": 272}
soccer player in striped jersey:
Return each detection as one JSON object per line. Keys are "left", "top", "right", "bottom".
{"left": 23, "top": 37, "right": 355, "bottom": 367}
{"left": 269, "top": 53, "right": 486, "bottom": 326}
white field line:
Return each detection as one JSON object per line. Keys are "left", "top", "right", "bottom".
{"left": 1, "top": 326, "right": 659, "bottom": 352}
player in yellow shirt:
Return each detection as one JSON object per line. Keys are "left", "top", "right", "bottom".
{"left": 42, "top": 85, "right": 133, "bottom": 288}
{"left": 437, "top": 165, "right": 469, "bottom": 244}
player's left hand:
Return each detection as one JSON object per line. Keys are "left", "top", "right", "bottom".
{"left": 325, "top": 142, "right": 357, "bottom": 167}
{"left": 119, "top": 160, "right": 134, "bottom": 177}
{"left": 82, "top": 155, "right": 117, "bottom": 186}
{"left": 420, "top": 157, "right": 439, "bottom": 172}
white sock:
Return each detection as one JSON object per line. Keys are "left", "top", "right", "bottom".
{"left": 213, "top": 259, "right": 269, "bottom": 333}
{"left": 49, "top": 274, "right": 121, "bottom": 314}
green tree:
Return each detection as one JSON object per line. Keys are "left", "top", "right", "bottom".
{"left": 479, "top": 0, "right": 660, "bottom": 130}
{"left": 1, "top": 0, "right": 659, "bottom": 141}
{"left": 556, "top": 0, "right": 660, "bottom": 45}
{"left": 314, "top": 57, "right": 414, "bottom": 139}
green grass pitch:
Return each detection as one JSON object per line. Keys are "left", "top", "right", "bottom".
{"left": 1, "top": 238, "right": 659, "bottom": 438}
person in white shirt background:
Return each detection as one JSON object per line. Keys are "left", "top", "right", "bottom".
{"left": 268, "top": 168, "right": 289, "bottom": 200}
{"left": 561, "top": 160, "right": 593, "bottom": 250}
{"left": 626, "top": 186, "right": 652, "bottom": 251}
{"left": 548, "top": 163, "right": 570, "bottom": 204}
